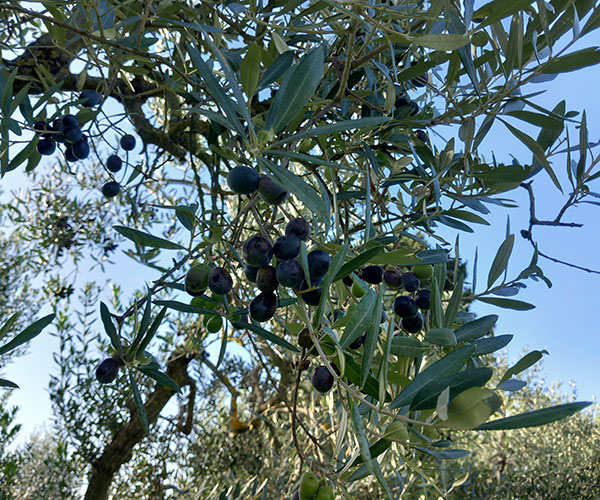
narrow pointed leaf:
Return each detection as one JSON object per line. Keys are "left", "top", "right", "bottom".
{"left": 128, "top": 370, "right": 150, "bottom": 435}
{"left": 216, "top": 325, "right": 228, "bottom": 369}
{"left": 264, "top": 45, "right": 325, "bottom": 133}
{"left": 137, "top": 307, "right": 167, "bottom": 354}
{"left": 436, "top": 386, "right": 450, "bottom": 420}
{"left": 337, "top": 353, "right": 389, "bottom": 401}
{"left": 257, "top": 50, "right": 295, "bottom": 91}
{"left": 362, "top": 286, "right": 383, "bottom": 387}
{"left": 202, "top": 37, "right": 253, "bottom": 132}
{"left": 503, "top": 121, "right": 561, "bottom": 190}
{"left": 100, "top": 302, "right": 121, "bottom": 350}
{"left": 0, "top": 312, "right": 20, "bottom": 343}
{"left": 497, "top": 379, "right": 527, "bottom": 391}
{"left": 487, "top": 234, "right": 514, "bottom": 288}
{"left": 472, "top": 334, "right": 513, "bottom": 355}
{"left": 138, "top": 366, "right": 180, "bottom": 392}
{"left": 478, "top": 297, "right": 535, "bottom": 310}
{"left": 258, "top": 157, "right": 329, "bottom": 224}
{"left": 390, "top": 336, "right": 429, "bottom": 357}
{"left": 350, "top": 399, "right": 372, "bottom": 463}
{"left": 0, "top": 313, "right": 55, "bottom": 355}
{"left": 444, "top": 273, "right": 465, "bottom": 328}
{"left": 340, "top": 291, "right": 376, "bottom": 349}
{"left": 473, "top": 0, "right": 533, "bottom": 26}
{"left": 270, "top": 117, "right": 391, "bottom": 146}
{"left": 499, "top": 350, "right": 547, "bottom": 385}
{"left": 454, "top": 315, "right": 498, "bottom": 343}
{"left": 425, "top": 328, "right": 457, "bottom": 346}
{"left": 412, "top": 34, "right": 470, "bottom": 50}
{"left": 114, "top": 226, "right": 185, "bottom": 250}
{"left": 186, "top": 43, "right": 246, "bottom": 137}
{"left": 349, "top": 400, "right": 393, "bottom": 497}
{"left": 241, "top": 42, "right": 262, "bottom": 96}
{"left": 131, "top": 289, "right": 153, "bottom": 354}
{"left": 154, "top": 300, "right": 222, "bottom": 316}
{"left": 390, "top": 345, "right": 475, "bottom": 409}
{"left": 231, "top": 321, "right": 299, "bottom": 352}
{"left": 315, "top": 242, "right": 348, "bottom": 329}
{"left": 412, "top": 368, "right": 494, "bottom": 410}
{"left": 541, "top": 48, "right": 600, "bottom": 74}
{"left": 476, "top": 402, "right": 592, "bottom": 430}
{"left": 348, "top": 438, "right": 392, "bottom": 468}
{"left": 334, "top": 246, "right": 386, "bottom": 280}
{"left": 0, "top": 378, "right": 19, "bottom": 389}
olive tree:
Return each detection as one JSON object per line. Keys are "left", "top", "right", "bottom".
{"left": 1, "top": 0, "right": 600, "bottom": 498}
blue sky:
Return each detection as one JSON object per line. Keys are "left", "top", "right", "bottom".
{"left": 2, "top": 15, "right": 600, "bottom": 445}
{"left": 459, "top": 40, "right": 600, "bottom": 405}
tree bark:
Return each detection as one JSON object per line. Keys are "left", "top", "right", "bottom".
{"left": 83, "top": 352, "right": 193, "bottom": 500}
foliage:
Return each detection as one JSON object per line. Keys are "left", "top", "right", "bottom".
{"left": 0, "top": 391, "right": 20, "bottom": 497}
{"left": 4, "top": 432, "right": 81, "bottom": 500}
{"left": 1, "top": 0, "right": 600, "bottom": 498}
{"left": 453, "top": 357, "right": 600, "bottom": 500}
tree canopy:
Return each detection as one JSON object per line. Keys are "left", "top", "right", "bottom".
{"left": 1, "top": 0, "right": 600, "bottom": 498}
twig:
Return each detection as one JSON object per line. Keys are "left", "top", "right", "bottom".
{"left": 519, "top": 182, "right": 600, "bottom": 274}
{"left": 291, "top": 350, "right": 306, "bottom": 466}
{"left": 520, "top": 182, "right": 583, "bottom": 229}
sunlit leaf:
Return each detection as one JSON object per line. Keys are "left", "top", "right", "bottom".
{"left": 487, "top": 234, "right": 514, "bottom": 288}
{"left": 442, "top": 387, "right": 502, "bottom": 430}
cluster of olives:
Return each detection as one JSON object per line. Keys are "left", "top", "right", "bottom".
{"left": 182, "top": 262, "right": 236, "bottom": 332}
{"left": 292, "top": 472, "right": 334, "bottom": 500}
{"left": 226, "top": 165, "right": 326, "bottom": 322}
{"left": 34, "top": 113, "right": 89, "bottom": 159}
{"left": 295, "top": 327, "right": 337, "bottom": 393}
{"left": 348, "top": 264, "right": 431, "bottom": 334}
{"left": 31, "top": 89, "right": 138, "bottom": 201}
{"left": 227, "top": 164, "right": 289, "bottom": 205}
{"left": 240, "top": 217, "right": 332, "bottom": 323}
{"left": 185, "top": 263, "right": 234, "bottom": 297}
{"left": 32, "top": 90, "right": 101, "bottom": 160}
{"left": 101, "top": 133, "right": 137, "bottom": 199}
{"left": 299, "top": 265, "right": 431, "bottom": 395}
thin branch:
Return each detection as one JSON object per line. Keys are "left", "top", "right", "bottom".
{"left": 519, "top": 182, "right": 600, "bottom": 275}
{"left": 0, "top": 3, "right": 191, "bottom": 82}
{"left": 520, "top": 182, "right": 583, "bottom": 229}
{"left": 536, "top": 247, "right": 600, "bottom": 275}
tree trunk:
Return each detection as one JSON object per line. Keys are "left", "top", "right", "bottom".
{"left": 83, "top": 353, "right": 193, "bottom": 500}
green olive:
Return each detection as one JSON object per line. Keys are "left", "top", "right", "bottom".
{"left": 412, "top": 264, "right": 433, "bottom": 280}
{"left": 315, "top": 484, "right": 335, "bottom": 500}
{"left": 203, "top": 314, "right": 223, "bottom": 333}
{"left": 185, "top": 264, "right": 211, "bottom": 296}
{"left": 300, "top": 471, "right": 319, "bottom": 497}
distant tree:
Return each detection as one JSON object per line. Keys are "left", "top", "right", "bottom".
{"left": 0, "top": 391, "right": 20, "bottom": 497}
{"left": 6, "top": 431, "right": 81, "bottom": 500}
